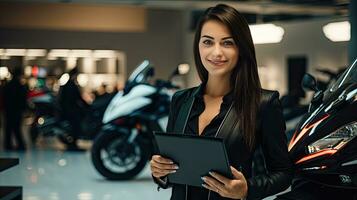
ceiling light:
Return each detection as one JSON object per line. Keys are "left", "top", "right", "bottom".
{"left": 71, "top": 50, "right": 92, "bottom": 58}
{"left": 0, "top": 67, "right": 10, "bottom": 79}
{"left": 25, "top": 66, "right": 32, "bottom": 76}
{"left": 47, "top": 56, "right": 58, "bottom": 60}
{"left": 5, "top": 49, "right": 26, "bottom": 56}
{"left": 27, "top": 49, "right": 47, "bottom": 57}
{"left": 323, "top": 21, "right": 350, "bottom": 42}
{"left": 178, "top": 64, "right": 190, "bottom": 75}
{"left": 59, "top": 73, "right": 70, "bottom": 86}
{"left": 48, "top": 49, "right": 70, "bottom": 58}
{"left": 93, "top": 50, "right": 117, "bottom": 58}
{"left": 77, "top": 74, "right": 89, "bottom": 87}
{"left": 249, "top": 23, "right": 284, "bottom": 44}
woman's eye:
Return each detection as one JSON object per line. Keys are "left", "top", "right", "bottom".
{"left": 223, "top": 40, "right": 235, "bottom": 46}
{"left": 202, "top": 40, "right": 213, "bottom": 45}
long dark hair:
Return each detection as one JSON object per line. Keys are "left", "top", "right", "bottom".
{"left": 193, "top": 4, "right": 261, "bottom": 150}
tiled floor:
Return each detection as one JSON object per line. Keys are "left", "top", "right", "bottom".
{"left": 0, "top": 122, "right": 283, "bottom": 200}
{"left": 0, "top": 149, "right": 171, "bottom": 200}
{"left": 0, "top": 148, "right": 286, "bottom": 200}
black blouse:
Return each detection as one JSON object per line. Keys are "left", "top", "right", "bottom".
{"left": 184, "top": 86, "right": 233, "bottom": 200}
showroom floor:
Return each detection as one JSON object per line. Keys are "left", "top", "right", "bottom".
{"left": 0, "top": 148, "right": 285, "bottom": 200}
{"left": 0, "top": 122, "right": 283, "bottom": 200}
{"left": 0, "top": 149, "right": 172, "bottom": 200}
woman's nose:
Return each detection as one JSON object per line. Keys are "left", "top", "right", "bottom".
{"left": 211, "top": 44, "right": 223, "bottom": 57}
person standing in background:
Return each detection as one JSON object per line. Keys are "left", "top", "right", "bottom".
{"left": 0, "top": 79, "right": 6, "bottom": 150}
{"left": 58, "top": 67, "right": 89, "bottom": 151}
{"left": 3, "top": 67, "right": 28, "bottom": 151}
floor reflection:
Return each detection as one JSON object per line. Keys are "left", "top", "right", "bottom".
{"left": 0, "top": 149, "right": 171, "bottom": 200}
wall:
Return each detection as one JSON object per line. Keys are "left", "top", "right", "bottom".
{"left": 0, "top": 3, "right": 146, "bottom": 32}
{"left": 255, "top": 17, "right": 349, "bottom": 95}
{"left": 182, "top": 17, "right": 349, "bottom": 96}
{"left": 0, "top": 8, "right": 184, "bottom": 80}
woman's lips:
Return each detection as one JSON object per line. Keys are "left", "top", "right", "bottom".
{"left": 208, "top": 59, "right": 227, "bottom": 66}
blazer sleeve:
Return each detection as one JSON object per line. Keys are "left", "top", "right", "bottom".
{"left": 247, "top": 91, "right": 294, "bottom": 200}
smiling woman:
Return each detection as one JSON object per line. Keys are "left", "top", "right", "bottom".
{"left": 151, "top": 4, "right": 293, "bottom": 200}
{"left": 198, "top": 20, "right": 239, "bottom": 80}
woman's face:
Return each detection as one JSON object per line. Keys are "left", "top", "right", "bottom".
{"left": 199, "top": 20, "right": 239, "bottom": 79}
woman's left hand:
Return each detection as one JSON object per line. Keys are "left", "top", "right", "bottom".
{"left": 202, "top": 166, "right": 248, "bottom": 199}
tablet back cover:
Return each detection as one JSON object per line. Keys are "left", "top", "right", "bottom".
{"left": 154, "top": 133, "right": 232, "bottom": 187}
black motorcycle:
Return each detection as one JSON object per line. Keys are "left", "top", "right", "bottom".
{"left": 278, "top": 58, "right": 357, "bottom": 200}
{"left": 29, "top": 87, "right": 113, "bottom": 146}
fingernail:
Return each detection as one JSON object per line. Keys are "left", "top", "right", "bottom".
{"left": 209, "top": 171, "right": 214, "bottom": 176}
{"left": 201, "top": 176, "right": 206, "bottom": 181}
{"left": 202, "top": 184, "right": 207, "bottom": 188}
{"left": 174, "top": 165, "right": 179, "bottom": 169}
{"left": 170, "top": 170, "right": 176, "bottom": 173}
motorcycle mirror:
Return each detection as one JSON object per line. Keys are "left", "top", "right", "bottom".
{"left": 301, "top": 73, "right": 319, "bottom": 92}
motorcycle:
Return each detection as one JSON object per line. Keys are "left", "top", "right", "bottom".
{"left": 282, "top": 67, "right": 347, "bottom": 143}
{"left": 91, "top": 60, "right": 188, "bottom": 180}
{"left": 28, "top": 81, "right": 113, "bottom": 146}
{"left": 27, "top": 86, "right": 58, "bottom": 143}
{"left": 278, "top": 58, "right": 357, "bottom": 200}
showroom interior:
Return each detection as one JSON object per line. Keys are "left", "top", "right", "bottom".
{"left": 0, "top": 0, "right": 356, "bottom": 200}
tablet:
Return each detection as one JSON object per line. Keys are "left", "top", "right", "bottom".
{"left": 153, "top": 132, "right": 232, "bottom": 187}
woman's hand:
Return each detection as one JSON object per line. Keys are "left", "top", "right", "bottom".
{"left": 150, "top": 155, "right": 179, "bottom": 178}
{"left": 202, "top": 166, "right": 248, "bottom": 199}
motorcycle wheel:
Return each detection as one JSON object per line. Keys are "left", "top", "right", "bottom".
{"left": 91, "top": 129, "right": 148, "bottom": 180}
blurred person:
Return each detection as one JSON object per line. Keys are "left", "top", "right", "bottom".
{"left": 3, "top": 68, "right": 28, "bottom": 150}
{"left": 95, "top": 83, "right": 110, "bottom": 99}
{"left": 0, "top": 79, "right": 6, "bottom": 149}
{"left": 58, "top": 67, "right": 89, "bottom": 151}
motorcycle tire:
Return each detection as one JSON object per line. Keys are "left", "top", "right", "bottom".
{"left": 91, "top": 129, "right": 149, "bottom": 180}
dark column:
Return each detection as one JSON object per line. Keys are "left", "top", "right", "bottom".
{"left": 349, "top": 0, "right": 357, "bottom": 64}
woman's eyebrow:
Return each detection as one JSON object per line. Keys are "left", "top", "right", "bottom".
{"left": 201, "top": 35, "right": 214, "bottom": 39}
{"left": 222, "top": 37, "right": 233, "bottom": 40}
{"left": 201, "top": 35, "right": 233, "bottom": 40}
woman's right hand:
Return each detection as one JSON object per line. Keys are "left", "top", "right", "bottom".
{"left": 150, "top": 155, "right": 179, "bottom": 178}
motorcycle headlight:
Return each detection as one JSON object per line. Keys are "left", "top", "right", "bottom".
{"left": 307, "top": 121, "right": 357, "bottom": 154}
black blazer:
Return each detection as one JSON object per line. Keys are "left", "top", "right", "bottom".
{"left": 155, "top": 85, "right": 293, "bottom": 200}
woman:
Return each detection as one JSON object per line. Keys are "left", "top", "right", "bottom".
{"left": 150, "top": 4, "right": 293, "bottom": 200}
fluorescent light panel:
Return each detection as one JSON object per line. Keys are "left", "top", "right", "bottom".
{"left": 323, "top": 21, "right": 350, "bottom": 42}
{"left": 27, "top": 49, "right": 47, "bottom": 57}
{"left": 5, "top": 49, "right": 26, "bottom": 56}
{"left": 93, "top": 50, "right": 117, "bottom": 58}
{"left": 249, "top": 23, "right": 284, "bottom": 44}
{"left": 71, "top": 50, "right": 92, "bottom": 58}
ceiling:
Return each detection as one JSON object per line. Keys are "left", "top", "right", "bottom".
{"left": 0, "top": 0, "right": 351, "bottom": 24}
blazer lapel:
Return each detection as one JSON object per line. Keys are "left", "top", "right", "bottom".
{"left": 173, "top": 84, "right": 241, "bottom": 140}
{"left": 215, "top": 104, "right": 240, "bottom": 141}
{"left": 173, "top": 86, "right": 201, "bottom": 133}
